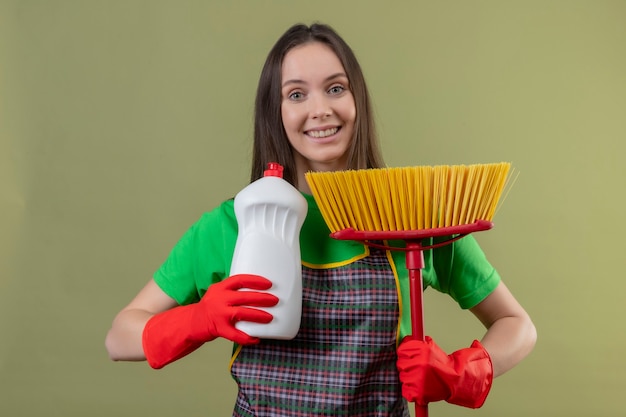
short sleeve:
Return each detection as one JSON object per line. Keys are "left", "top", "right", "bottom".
{"left": 153, "top": 200, "right": 238, "bottom": 305}
{"left": 429, "top": 235, "right": 501, "bottom": 309}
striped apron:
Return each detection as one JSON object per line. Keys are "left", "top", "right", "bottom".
{"left": 230, "top": 246, "right": 409, "bottom": 416}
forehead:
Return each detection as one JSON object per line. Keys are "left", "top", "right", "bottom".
{"left": 281, "top": 42, "right": 346, "bottom": 81}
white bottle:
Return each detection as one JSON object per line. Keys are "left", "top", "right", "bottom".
{"left": 231, "top": 162, "right": 308, "bottom": 339}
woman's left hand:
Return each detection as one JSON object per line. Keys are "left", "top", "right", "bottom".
{"left": 396, "top": 336, "right": 493, "bottom": 408}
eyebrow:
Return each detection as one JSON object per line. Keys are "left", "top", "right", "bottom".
{"left": 281, "top": 72, "right": 348, "bottom": 88}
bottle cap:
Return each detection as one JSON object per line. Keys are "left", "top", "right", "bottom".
{"left": 264, "top": 162, "right": 284, "bottom": 178}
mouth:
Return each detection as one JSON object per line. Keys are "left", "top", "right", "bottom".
{"left": 305, "top": 127, "right": 340, "bottom": 139}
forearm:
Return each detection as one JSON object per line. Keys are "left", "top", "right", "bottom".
{"left": 469, "top": 282, "right": 537, "bottom": 377}
{"left": 105, "top": 309, "right": 152, "bottom": 361}
{"left": 479, "top": 314, "right": 536, "bottom": 377}
{"left": 106, "top": 279, "right": 181, "bottom": 362}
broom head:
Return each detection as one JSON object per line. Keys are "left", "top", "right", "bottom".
{"left": 305, "top": 163, "right": 513, "bottom": 238}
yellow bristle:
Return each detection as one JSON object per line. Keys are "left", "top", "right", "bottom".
{"left": 433, "top": 166, "right": 446, "bottom": 228}
{"left": 304, "top": 163, "right": 513, "bottom": 233}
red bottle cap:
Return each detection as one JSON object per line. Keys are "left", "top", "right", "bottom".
{"left": 264, "top": 162, "right": 284, "bottom": 178}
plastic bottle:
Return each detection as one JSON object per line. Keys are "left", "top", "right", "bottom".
{"left": 231, "top": 162, "right": 308, "bottom": 339}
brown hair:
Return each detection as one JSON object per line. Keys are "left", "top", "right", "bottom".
{"left": 250, "top": 23, "right": 384, "bottom": 186}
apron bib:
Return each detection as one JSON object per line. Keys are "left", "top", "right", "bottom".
{"left": 230, "top": 246, "right": 409, "bottom": 417}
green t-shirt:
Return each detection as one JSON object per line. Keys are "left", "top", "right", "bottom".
{"left": 154, "top": 194, "right": 500, "bottom": 340}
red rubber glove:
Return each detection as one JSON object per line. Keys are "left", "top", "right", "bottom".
{"left": 396, "top": 336, "right": 493, "bottom": 408}
{"left": 142, "top": 274, "right": 278, "bottom": 369}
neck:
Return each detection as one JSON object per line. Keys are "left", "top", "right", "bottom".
{"left": 293, "top": 155, "right": 348, "bottom": 195}
{"left": 296, "top": 171, "right": 312, "bottom": 194}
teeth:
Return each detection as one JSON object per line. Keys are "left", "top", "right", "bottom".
{"left": 308, "top": 128, "right": 338, "bottom": 138}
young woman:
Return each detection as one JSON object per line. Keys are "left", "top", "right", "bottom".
{"left": 105, "top": 23, "right": 536, "bottom": 416}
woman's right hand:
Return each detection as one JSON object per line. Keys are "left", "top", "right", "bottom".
{"left": 188, "top": 273, "right": 279, "bottom": 344}
{"left": 105, "top": 274, "right": 278, "bottom": 369}
{"left": 141, "top": 274, "right": 278, "bottom": 369}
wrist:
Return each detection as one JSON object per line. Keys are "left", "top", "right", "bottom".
{"left": 142, "top": 304, "right": 212, "bottom": 369}
{"left": 446, "top": 340, "right": 493, "bottom": 408}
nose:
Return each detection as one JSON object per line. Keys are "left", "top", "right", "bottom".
{"left": 309, "top": 94, "right": 333, "bottom": 119}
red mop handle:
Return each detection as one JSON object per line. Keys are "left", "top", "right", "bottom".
{"left": 406, "top": 242, "right": 425, "bottom": 339}
{"left": 330, "top": 223, "right": 495, "bottom": 417}
{"left": 406, "top": 242, "right": 428, "bottom": 417}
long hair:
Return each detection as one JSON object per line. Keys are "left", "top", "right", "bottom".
{"left": 251, "top": 23, "right": 384, "bottom": 186}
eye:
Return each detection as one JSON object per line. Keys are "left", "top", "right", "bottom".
{"left": 328, "top": 85, "right": 345, "bottom": 95}
{"left": 288, "top": 91, "right": 305, "bottom": 101}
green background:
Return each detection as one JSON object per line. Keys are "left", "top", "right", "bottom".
{"left": 2, "top": 1, "right": 625, "bottom": 416}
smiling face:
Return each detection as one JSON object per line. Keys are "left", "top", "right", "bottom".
{"left": 281, "top": 42, "right": 356, "bottom": 183}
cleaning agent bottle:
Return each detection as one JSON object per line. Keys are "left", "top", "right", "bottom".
{"left": 231, "top": 162, "right": 308, "bottom": 339}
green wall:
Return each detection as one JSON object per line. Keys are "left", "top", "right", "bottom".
{"left": 2, "top": 1, "right": 625, "bottom": 416}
